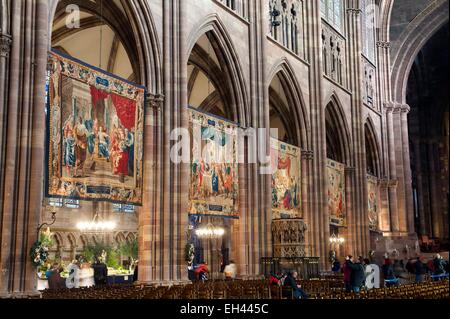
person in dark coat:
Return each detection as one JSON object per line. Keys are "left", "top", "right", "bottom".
{"left": 382, "top": 258, "right": 397, "bottom": 287}
{"left": 433, "top": 254, "right": 446, "bottom": 280}
{"left": 133, "top": 260, "right": 139, "bottom": 282}
{"left": 415, "top": 257, "right": 425, "bottom": 283}
{"left": 343, "top": 256, "right": 352, "bottom": 293}
{"left": 48, "top": 266, "right": 66, "bottom": 290}
{"left": 348, "top": 260, "right": 365, "bottom": 293}
{"left": 92, "top": 257, "right": 108, "bottom": 286}
{"left": 332, "top": 259, "right": 341, "bottom": 274}
{"left": 283, "top": 271, "right": 308, "bottom": 299}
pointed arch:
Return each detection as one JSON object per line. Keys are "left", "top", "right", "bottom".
{"left": 48, "top": 0, "right": 162, "bottom": 93}
{"left": 268, "top": 58, "right": 310, "bottom": 149}
{"left": 364, "top": 116, "right": 382, "bottom": 177}
{"left": 390, "top": 0, "right": 448, "bottom": 104}
{"left": 325, "top": 94, "right": 352, "bottom": 166}
{"left": 187, "top": 14, "right": 249, "bottom": 126}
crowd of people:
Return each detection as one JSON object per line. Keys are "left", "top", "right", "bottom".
{"left": 45, "top": 254, "right": 139, "bottom": 290}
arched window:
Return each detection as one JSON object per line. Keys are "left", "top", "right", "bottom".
{"left": 361, "top": 0, "right": 376, "bottom": 62}
{"left": 321, "top": 0, "right": 344, "bottom": 31}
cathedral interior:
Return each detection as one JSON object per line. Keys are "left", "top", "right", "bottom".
{"left": 0, "top": 0, "right": 448, "bottom": 299}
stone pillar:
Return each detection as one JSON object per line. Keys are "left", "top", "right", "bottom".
{"left": 378, "top": 179, "right": 391, "bottom": 232}
{"left": 428, "top": 141, "right": 443, "bottom": 239}
{"left": 0, "top": 0, "right": 49, "bottom": 297}
{"left": 412, "top": 140, "right": 428, "bottom": 236}
{"left": 384, "top": 103, "right": 400, "bottom": 233}
{"left": 306, "top": 0, "right": 328, "bottom": 271}
{"left": 344, "top": 167, "right": 356, "bottom": 256}
{"left": 399, "top": 104, "right": 415, "bottom": 234}
{"left": 393, "top": 105, "right": 407, "bottom": 233}
{"left": 346, "top": 1, "right": 370, "bottom": 255}
{"left": 301, "top": 150, "right": 314, "bottom": 256}
{"left": 138, "top": 93, "right": 163, "bottom": 284}
{"left": 0, "top": 30, "right": 12, "bottom": 298}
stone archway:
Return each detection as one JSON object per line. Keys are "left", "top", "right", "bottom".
{"left": 390, "top": 0, "right": 449, "bottom": 104}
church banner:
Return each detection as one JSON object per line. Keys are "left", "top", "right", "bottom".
{"left": 367, "top": 174, "right": 380, "bottom": 231}
{"left": 46, "top": 51, "right": 145, "bottom": 205}
{"left": 327, "top": 159, "right": 346, "bottom": 226}
{"left": 189, "top": 109, "right": 239, "bottom": 218}
{"left": 270, "top": 138, "right": 302, "bottom": 219}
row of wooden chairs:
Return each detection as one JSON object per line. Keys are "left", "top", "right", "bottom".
{"left": 41, "top": 278, "right": 449, "bottom": 300}
{"left": 311, "top": 280, "right": 449, "bottom": 300}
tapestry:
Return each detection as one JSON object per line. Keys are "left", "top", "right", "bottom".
{"left": 367, "top": 175, "right": 379, "bottom": 231}
{"left": 270, "top": 138, "right": 302, "bottom": 219}
{"left": 327, "top": 159, "right": 346, "bottom": 226}
{"left": 46, "top": 51, "right": 145, "bottom": 205}
{"left": 189, "top": 109, "right": 239, "bottom": 218}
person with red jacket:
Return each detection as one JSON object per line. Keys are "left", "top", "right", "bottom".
{"left": 342, "top": 255, "right": 353, "bottom": 292}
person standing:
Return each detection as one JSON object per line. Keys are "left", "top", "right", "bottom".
{"left": 48, "top": 266, "right": 66, "bottom": 290}
{"left": 343, "top": 256, "right": 352, "bottom": 293}
{"left": 415, "top": 257, "right": 425, "bottom": 283}
{"left": 349, "top": 259, "right": 365, "bottom": 293}
{"left": 92, "top": 257, "right": 108, "bottom": 286}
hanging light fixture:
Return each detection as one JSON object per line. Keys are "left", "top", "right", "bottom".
{"left": 195, "top": 223, "right": 225, "bottom": 239}
{"left": 329, "top": 233, "right": 345, "bottom": 245}
{"left": 76, "top": 212, "right": 116, "bottom": 233}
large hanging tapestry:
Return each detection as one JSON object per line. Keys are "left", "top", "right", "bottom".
{"left": 46, "top": 51, "right": 145, "bottom": 205}
{"left": 270, "top": 138, "right": 302, "bottom": 219}
{"left": 327, "top": 159, "right": 346, "bottom": 226}
{"left": 189, "top": 109, "right": 239, "bottom": 218}
{"left": 367, "top": 175, "right": 380, "bottom": 231}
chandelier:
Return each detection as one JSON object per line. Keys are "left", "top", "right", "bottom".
{"left": 329, "top": 233, "right": 345, "bottom": 245}
{"left": 76, "top": 212, "right": 116, "bottom": 233}
{"left": 195, "top": 223, "right": 225, "bottom": 239}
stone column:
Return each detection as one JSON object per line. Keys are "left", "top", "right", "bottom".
{"left": 301, "top": 150, "right": 314, "bottom": 256}
{"left": 384, "top": 103, "right": 400, "bottom": 233}
{"left": 399, "top": 104, "right": 415, "bottom": 234}
{"left": 412, "top": 140, "right": 428, "bottom": 236}
{"left": 346, "top": 1, "right": 370, "bottom": 255}
{"left": 306, "top": 0, "right": 328, "bottom": 271}
{"left": 428, "top": 141, "right": 443, "bottom": 239}
{"left": 138, "top": 93, "right": 163, "bottom": 284}
{"left": 393, "top": 105, "right": 407, "bottom": 233}
{"left": 378, "top": 179, "right": 391, "bottom": 232}
{"left": 344, "top": 167, "right": 356, "bottom": 256}
{"left": 0, "top": 30, "right": 12, "bottom": 298}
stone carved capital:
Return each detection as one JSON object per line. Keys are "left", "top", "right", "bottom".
{"left": 379, "top": 178, "right": 390, "bottom": 188}
{"left": 383, "top": 102, "right": 395, "bottom": 113}
{"left": 146, "top": 93, "right": 164, "bottom": 111}
{"left": 401, "top": 104, "right": 411, "bottom": 114}
{"left": 0, "top": 33, "right": 12, "bottom": 58}
{"left": 346, "top": 8, "right": 362, "bottom": 16}
{"left": 376, "top": 41, "right": 391, "bottom": 49}
{"left": 388, "top": 179, "right": 398, "bottom": 188}
{"left": 301, "top": 150, "right": 314, "bottom": 161}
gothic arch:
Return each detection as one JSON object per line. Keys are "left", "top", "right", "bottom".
{"left": 377, "top": 0, "right": 394, "bottom": 42}
{"left": 268, "top": 58, "right": 310, "bottom": 149}
{"left": 48, "top": 0, "right": 162, "bottom": 93}
{"left": 390, "top": 0, "right": 449, "bottom": 104}
{"left": 364, "top": 117, "right": 381, "bottom": 177}
{"left": 187, "top": 14, "right": 249, "bottom": 126}
{"left": 325, "top": 94, "right": 352, "bottom": 166}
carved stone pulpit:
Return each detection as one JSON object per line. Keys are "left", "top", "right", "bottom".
{"left": 272, "top": 219, "right": 308, "bottom": 258}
